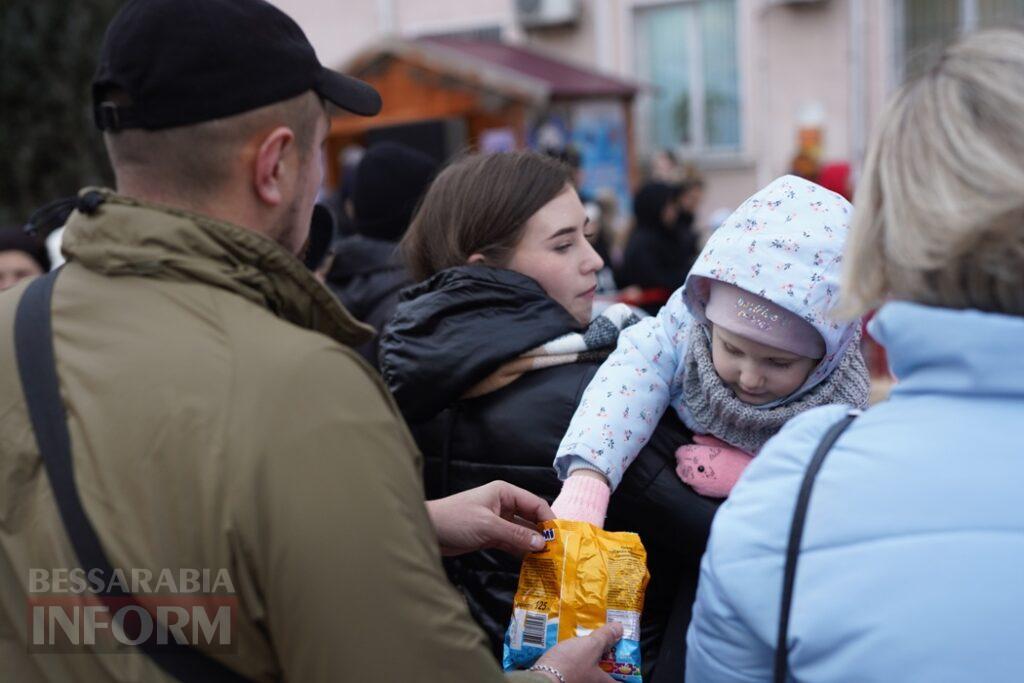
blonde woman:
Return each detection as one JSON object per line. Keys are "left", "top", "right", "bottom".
{"left": 687, "top": 28, "right": 1024, "bottom": 682}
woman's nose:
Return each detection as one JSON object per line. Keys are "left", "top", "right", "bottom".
{"left": 582, "top": 239, "right": 604, "bottom": 273}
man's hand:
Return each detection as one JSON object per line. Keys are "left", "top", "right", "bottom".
{"left": 533, "top": 622, "right": 624, "bottom": 683}
{"left": 426, "top": 481, "right": 555, "bottom": 556}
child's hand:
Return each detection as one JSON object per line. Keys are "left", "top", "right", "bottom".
{"left": 551, "top": 472, "right": 611, "bottom": 529}
{"left": 675, "top": 437, "right": 753, "bottom": 498}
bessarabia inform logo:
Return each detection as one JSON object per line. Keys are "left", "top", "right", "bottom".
{"left": 27, "top": 568, "right": 238, "bottom": 653}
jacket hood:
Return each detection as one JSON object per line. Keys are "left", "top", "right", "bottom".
{"left": 378, "top": 265, "right": 581, "bottom": 422}
{"left": 61, "top": 188, "right": 373, "bottom": 346}
{"left": 682, "top": 175, "right": 856, "bottom": 402}
{"left": 633, "top": 182, "right": 678, "bottom": 229}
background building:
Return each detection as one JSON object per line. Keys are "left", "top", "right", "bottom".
{"left": 273, "top": 0, "right": 1024, "bottom": 225}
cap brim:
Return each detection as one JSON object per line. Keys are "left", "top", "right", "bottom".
{"left": 315, "top": 68, "right": 381, "bottom": 117}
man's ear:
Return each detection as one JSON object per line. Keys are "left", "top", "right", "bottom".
{"left": 253, "top": 126, "right": 295, "bottom": 207}
{"left": 466, "top": 253, "right": 487, "bottom": 265}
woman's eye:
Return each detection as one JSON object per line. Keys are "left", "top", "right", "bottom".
{"left": 554, "top": 243, "right": 572, "bottom": 253}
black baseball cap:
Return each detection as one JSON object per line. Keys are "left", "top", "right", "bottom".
{"left": 92, "top": 0, "right": 381, "bottom": 132}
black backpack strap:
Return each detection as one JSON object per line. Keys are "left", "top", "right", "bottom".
{"left": 14, "top": 270, "right": 250, "bottom": 682}
{"left": 773, "top": 410, "right": 860, "bottom": 683}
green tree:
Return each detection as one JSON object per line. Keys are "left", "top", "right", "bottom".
{"left": 0, "top": 0, "right": 120, "bottom": 229}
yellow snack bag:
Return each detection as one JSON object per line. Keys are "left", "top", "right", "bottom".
{"left": 502, "top": 519, "right": 649, "bottom": 682}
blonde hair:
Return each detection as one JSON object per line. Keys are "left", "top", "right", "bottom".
{"left": 104, "top": 91, "right": 324, "bottom": 203}
{"left": 838, "top": 28, "right": 1024, "bottom": 319}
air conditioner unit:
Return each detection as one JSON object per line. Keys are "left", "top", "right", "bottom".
{"left": 515, "top": 0, "right": 581, "bottom": 29}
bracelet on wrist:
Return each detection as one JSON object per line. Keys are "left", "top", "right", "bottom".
{"left": 528, "top": 664, "right": 567, "bottom": 683}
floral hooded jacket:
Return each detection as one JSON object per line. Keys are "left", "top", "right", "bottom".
{"left": 554, "top": 175, "right": 858, "bottom": 489}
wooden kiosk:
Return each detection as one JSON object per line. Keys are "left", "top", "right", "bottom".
{"left": 326, "top": 37, "right": 640, "bottom": 193}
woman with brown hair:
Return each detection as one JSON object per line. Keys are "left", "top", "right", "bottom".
{"left": 379, "top": 151, "right": 717, "bottom": 681}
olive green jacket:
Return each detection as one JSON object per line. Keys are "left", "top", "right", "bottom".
{"left": 0, "top": 191, "right": 542, "bottom": 682}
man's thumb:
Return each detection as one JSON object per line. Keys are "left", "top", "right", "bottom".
{"left": 587, "top": 622, "right": 624, "bottom": 653}
{"left": 492, "top": 516, "right": 546, "bottom": 554}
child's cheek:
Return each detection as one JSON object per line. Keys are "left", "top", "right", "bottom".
{"left": 709, "top": 348, "right": 733, "bottom": 384}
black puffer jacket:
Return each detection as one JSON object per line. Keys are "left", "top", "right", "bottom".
{"left": 325, "top": 235, "right": 411, "bottom": 367}
{"left": 379, "top": 266, "right": 718, "bottom": 682}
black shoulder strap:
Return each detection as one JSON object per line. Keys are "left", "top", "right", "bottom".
{"left": 14, "top": 270, "right": 250, "bottom": 682}
{"left": 773, "top": 410, "right": 860, "bottom": 683}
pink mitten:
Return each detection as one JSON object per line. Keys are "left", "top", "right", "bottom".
{"left": 675, "top": 435, "right": 754, "bottom": 498}
{"left": 551, "top": 475, "right": 611, "bottom": 529}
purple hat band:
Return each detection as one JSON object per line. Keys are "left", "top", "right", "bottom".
{"left": 704, "top": 281, "right": 825, "bottom": 359}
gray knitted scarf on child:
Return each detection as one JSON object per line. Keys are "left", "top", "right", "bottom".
{"left": 681, "top": 323, "right": 870, "bottom": 453}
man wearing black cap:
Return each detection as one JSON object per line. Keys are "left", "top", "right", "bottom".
{"left": 0, "top": 1, "right": 620, "bottom": 682}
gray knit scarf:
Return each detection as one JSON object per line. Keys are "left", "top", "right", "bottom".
{"left": 681, "top": 323, "right": 870, "bottom": 453}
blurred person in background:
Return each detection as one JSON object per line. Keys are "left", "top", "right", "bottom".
{"left": 590, "top": 189, "right": 625, "bottom": 296}
{"left": 649, "top": 148, "right": 682, "bottom": 184}
{"left": 323, "top": 141, "right": 437, "bottom": 367}
{"left": 0, "top": 227, "right": 49, "bottom": 290}
{"left": 674, "top": 176, "right": 704, "bottom": 252}
{"left": 687, "top": 27, "right": 1024, "bottom": 682}
{"left": 17, "top": 195, "right": 77, "bottom": 270}
{"left": 380, "top": 151, "right": 717, "bottom": 682}
{"left": 321, "top": 143, "right": 364, "bottom": 239}
{"left": 617, "top": 182, "right": 698, "bottom": 314}
{"left": 675, "top": 177, "right": 703, "bottom": 234}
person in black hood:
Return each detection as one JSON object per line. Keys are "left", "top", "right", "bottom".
{"left": 617, "top": 181, "right": 699, "bottom": 314}
{"left": 378, "top": 151, "right": 718, "bottom": 682}
{"left": 324, "top": 141, "right": 438, "bottom": 366}
{"left": 0, "top": 227, "right": 50, "bottom": 291}
{"left": 321, "top": 144, "right": 363, "bottom": 240}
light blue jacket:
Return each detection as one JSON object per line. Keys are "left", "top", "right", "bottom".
{"left": 555, "top": 176, "right": 856, "bottom": 489}
{"left": 687, "top": 301, "right": 1024, "bottom": 682}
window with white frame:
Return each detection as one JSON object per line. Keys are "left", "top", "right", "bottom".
{"left": 898, "top": 0, "right": 1024, "bottom": 80}
{"left": 634, "top": 0, "right": 739, "bottom": 156}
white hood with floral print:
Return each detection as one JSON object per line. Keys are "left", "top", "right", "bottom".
{"left": 554, "top": 175, "right": 858, "bottom": 490}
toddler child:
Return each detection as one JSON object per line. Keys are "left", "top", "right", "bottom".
{"left": 551, "top": 175, "right": 870, "bottom": 525}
